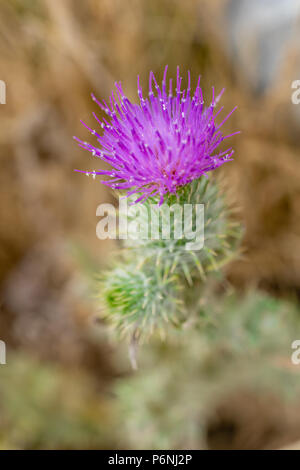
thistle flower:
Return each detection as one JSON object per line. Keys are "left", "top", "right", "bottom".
{"left": 74, "top": 66, "right": 239, "bottom": 204}
{"left": 77, "top": 67, "right": 242, "bottom": 346}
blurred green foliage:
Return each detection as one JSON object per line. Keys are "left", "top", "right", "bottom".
{"left": 0, "top": 354, "right": 119, "bottom": 449}
{"left": 116, "top": 290, "right": 300, "bottom": 449}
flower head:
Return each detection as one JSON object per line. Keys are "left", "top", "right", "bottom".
{"left": 75, "top": 66, "right": 239, "bottom": 204}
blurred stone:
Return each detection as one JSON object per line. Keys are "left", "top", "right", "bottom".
{"left": 227, "top": 0, "right": 300, "bottom": 94}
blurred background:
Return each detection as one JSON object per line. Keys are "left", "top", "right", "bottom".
{"left": 0, "top": 0, "right": 300, "bottom": 450}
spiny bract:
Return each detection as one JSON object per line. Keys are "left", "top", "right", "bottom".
{"left": 123, "top": 177, "right": 241, "bottom": 284}
{"left": 100, "top": 264, "right": 185, "bottom": 340}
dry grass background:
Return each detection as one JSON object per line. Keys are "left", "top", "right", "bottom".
{"left": 0, "top": 0, "right": 299, "bottom": 449}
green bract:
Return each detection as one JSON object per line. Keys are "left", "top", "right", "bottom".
{"left": 100, "top": 177, "right": 241, "bottom": 341}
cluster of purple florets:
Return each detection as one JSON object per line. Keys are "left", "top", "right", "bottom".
{"left": 75, "top": 66, "right": 238, "bottom": 204}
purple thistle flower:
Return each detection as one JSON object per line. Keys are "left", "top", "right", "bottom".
{"left": 74, "top": 66, "right": 239, "bottom": 204}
